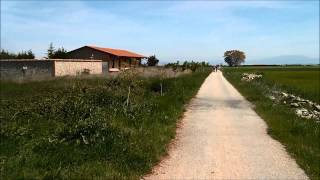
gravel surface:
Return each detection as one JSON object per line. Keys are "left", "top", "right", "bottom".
{"left": 144, "top": 71, "right": 308, "bottom": 180}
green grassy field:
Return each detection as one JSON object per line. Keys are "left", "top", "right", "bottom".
{"left": 226, "top": 66, "right": 319, "bottom": 103}
{"left": 0, "top": 70, "right": 210, "bottom": 179}
{"left": 222, "top": 66, "right": 320, "bottom": 180}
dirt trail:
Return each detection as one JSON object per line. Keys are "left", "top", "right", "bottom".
{"left": 145, "top": 71, "right": 308, "bottom": 179}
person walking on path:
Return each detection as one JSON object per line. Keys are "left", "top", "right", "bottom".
{"left": 212, "top": 65, "right": 216, "bottom": 72}
{"left": 212, "top": 65, "right": 218, "bottom": 72}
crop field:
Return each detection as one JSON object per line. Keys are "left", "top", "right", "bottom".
{"left": 0, "top": 70, "right": 210, "bottom": 179}
{"left": 222, "top": 66, "right": 320, "bottom": 179}
{"left": 225, "top": 66, "right": 319, "bottom": 103}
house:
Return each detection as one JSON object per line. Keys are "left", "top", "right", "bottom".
{"left": 67, "top": 45, "right": 146, "bottom": 72}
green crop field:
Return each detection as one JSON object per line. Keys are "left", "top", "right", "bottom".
{"left": 0, "top": 70, "right": 210, "bottom": 179}
{"left": 224, "top": 66, "right": 320, "bottom": 103}
{"left": 222, "top": 66, "right": 320, "bottom": 179}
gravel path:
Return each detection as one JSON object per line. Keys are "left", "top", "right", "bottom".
{"left": 145, "top": 71, "right": 308, "bottom": 179}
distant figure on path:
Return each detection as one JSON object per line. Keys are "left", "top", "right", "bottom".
{"left": 213, "top": 65, "right": 219, "bottom": 72}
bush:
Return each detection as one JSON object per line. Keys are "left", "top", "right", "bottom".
{"left": 147, "top": 55, "right": 159, "bottom": 66}
{"left": 82, "top": 69, "right": 91, "bottom": 75}
{"left": 165, "top": 61, "right": 210, "bottom": 72}
{"left": 0, "top": 70, "right": 211, "bottom": 179}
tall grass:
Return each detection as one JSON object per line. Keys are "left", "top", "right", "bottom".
{"left": 222, "top": 67, "right": 320, "bottom": 179}
{"left": 0, "top": 70, "right": 210, "bottom": 179}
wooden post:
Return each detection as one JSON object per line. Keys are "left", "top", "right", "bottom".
{"left": 126, "top": 86, "right": 131, "bottom": 107}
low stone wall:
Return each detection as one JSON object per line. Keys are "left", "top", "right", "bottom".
{"left": 54, "top": 60, "right": 102, "bottom": 76}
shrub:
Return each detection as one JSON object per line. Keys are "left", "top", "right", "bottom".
{"left": 0, "top": 70, "right": 211, "bottom": 179}
{"left": 147, "top": 55, "right": 159, "bottom": 66}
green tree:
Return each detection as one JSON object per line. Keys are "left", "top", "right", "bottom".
{"left": 27, "top": 50, "right": 35, "bottom": 59}
{"left": 224, "top": 50, "right": 246, "bottom": 66}
{"left": 0, "top": 49, "right": 35, "bottom": 59}
{"left": 147, "top": 55, "right": 159, "bottom": 66}
{"left": 47, "top": 43, "right": 55, "bottom": 59}
{"left": 52, "top": 47, "right": 68, "bottom": 59}
{"left": 17, "top": 50, "right": 35, "bottom": 59}
{"left": 0, "top": 49, "right": 16, "bottom": 59}
{"left": 47, "top": 43, "right": 68, "bottom": 59}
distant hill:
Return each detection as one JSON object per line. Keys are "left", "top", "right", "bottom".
{"left": 248, "top": 55, "right": 319, "bottom": 65}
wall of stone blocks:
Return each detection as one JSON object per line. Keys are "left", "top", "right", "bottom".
{"left": 54, "top": 60, "right": 102, "bottom": 76}
{"left": 0, "top": 60, "right": 53, "bottom": 79}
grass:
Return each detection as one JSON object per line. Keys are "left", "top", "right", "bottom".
{"left": 264, "top": 71, "right": 319, "bottom": 103}
{"left": 0, "top": 70, "right": 210, "bottom": 179}
{"left": 222, "top": 66, "right": 320, "bottom": 180}
{"left": 226, "top": 66, "right": 319, "bottom": 103}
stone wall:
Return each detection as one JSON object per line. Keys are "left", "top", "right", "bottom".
{"left": 0, "top": 60, "right": 53, "bottom": 80}
{"left": 54, "top": 60, "right": 102, "bottom": 76}
{"left": 0, "top": 59, "right": 103, "bottom": 80}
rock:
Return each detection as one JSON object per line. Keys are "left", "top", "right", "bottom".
{"left": 281, "top": 92, "right": 288, "bottom": 97}
{"left": 289, "top": 94, "right": 296, "bottom": 98}
{"left": 296, "top": 97, "right": 305, "bottom": 102}
{"left": 296, "top": 108, "right": 306, "bottom": 115}
{"left": 302, "top": 111, "right": 309, "bottom": 116}
{"left": 296, "top": 108, "right": 313, "bottom": 119}
{"left": 290, "top": 103, "right": 299, "bottom": 107}
{"left": 306, "top": 100, "right": 313, "bottom": 105}
{"left": 268, "top": 89, "right": 319, "bottom": 120}
{"left": 268, "top": 95, "right": 276, "bottom": 100}
{"left": 241, "top": 73, "right": 263, "bottom": 82}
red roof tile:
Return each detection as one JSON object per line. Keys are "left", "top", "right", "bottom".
{"left": 87, "top": 45, "right": 146, "bottom": 58}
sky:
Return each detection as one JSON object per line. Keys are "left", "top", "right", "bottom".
{"left": 1, "top": 0, "right": 319, "bottom": 64}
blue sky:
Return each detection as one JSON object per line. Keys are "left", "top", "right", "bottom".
{"left": 1, "top": 0, "right": 319, "bottom": 64}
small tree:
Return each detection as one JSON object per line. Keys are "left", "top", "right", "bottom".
{"left": 224, "top": 50, "right": 246, "bottom": 66}
{"left": 47, "top": 43, "right": 55, "bottom": 59}
{"left": 172, "top": 60, "right": 179, "bottom": 71}
{"left": 147, "top": 55, "right": 159, "bottom": 66}
{"left": 0, "top": 49, "right": 16, "bottom": 59}
{"left": 17, "top": 51, "right": 35, "bottom": 59}
{"left": 27, "top": 50, "right": 35, "bottom": 59}
{"left": 189, "top": 61, "right": 198, "bottom": 72}
{"left": 0, "top": 49, "right": 35, "bottom": 59}
{"left": 182, "top": 61, "right": 188, "bottom": 71}
{"left": 47, "top": 43, "right": 68, "bottom": 59}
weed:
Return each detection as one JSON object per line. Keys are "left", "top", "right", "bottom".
{"left": 0, "top": 70, "right": 210, "bottom": 179}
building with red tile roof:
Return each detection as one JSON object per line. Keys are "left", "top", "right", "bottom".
{"left": 68, "top": 45, "right": 146, "bottom": 72}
